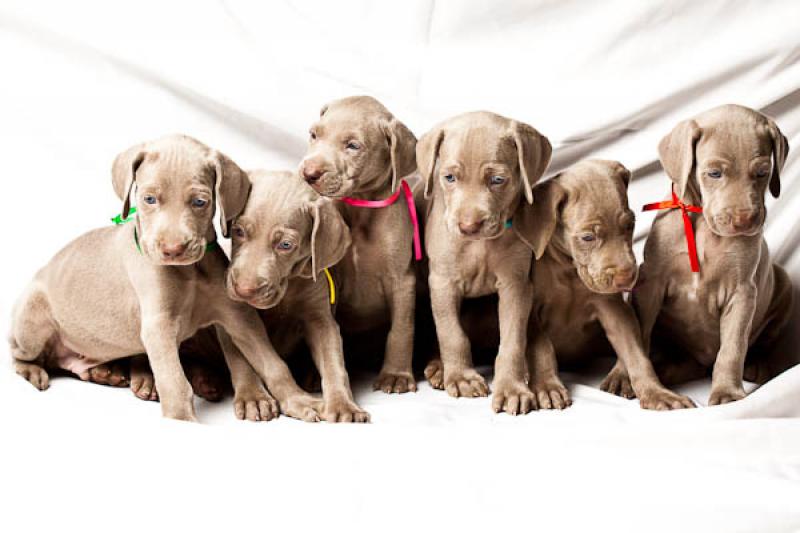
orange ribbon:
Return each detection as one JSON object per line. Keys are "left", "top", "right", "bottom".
{"left": 643, "top": 190, "right": 703, "bottom": 273}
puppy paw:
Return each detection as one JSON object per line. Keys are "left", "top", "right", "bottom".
{"left": 492, "top": 379, "right": 535, "bottom": 415}
{"left": 374, "top": 371, "right": 417, "bottom": 394}
{"left": 15, "top": 361, "right": 50, "bottom": 391}
{"left": 600, "top": 367, "right": 635, "bottom": 399}
{"left": 186, "top": 363, "right": 225, "bottom": 402}
{"left": 639, "top": 387, "right": 695, "bottom": 410}
{"left": 530, "top": 377, "right": 571, "bottom": 410}
{"left": 424, "top": 359, "right": 444, "bottom": 390}
{"left": 233, "top": 386, "right": 279, "bottom": 422}
{"left": 444, "top": 368, "right": 489, "bottom": 398}
{"left": 281, "top": 394, "right": 325, "bottom": 422}
{"left": 324, "top": 396, "right": 370, "bottom": 423}
{"left": 87, "top": 362, "right": 129, "bottom": 388}
{"left": 131, "top": 370, "right": 159, "bottom": 402}
{"left": 708, "top": 386, "right": 746, "bottom": 406}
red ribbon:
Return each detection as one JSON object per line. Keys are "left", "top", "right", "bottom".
{"left": 643, "top": 190, "right": 703, "bottom": 273}
{"left": 341, "top": 179, "right": 423, "bottom": 261}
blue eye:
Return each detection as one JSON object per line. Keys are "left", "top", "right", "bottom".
{"left": 581, "top": 234, "right": 596, "bottom": 242}
{"left": 277, "top": 240, "right": 294, "bottom": 251}
{"left": 192, "top": 198, "right": 208, "bottom": 208}
{"left": 756, "top": 167, "right": 770, "bottom": 178}
{"left": 444, "top": 174, "right": 456, "bottom": 183}
{"left": 490, "top": 175, "right": 505, "bottom": 186}
{"left": 707, "top": 169, "right": 722, "bottom": 179}
{"left": 144, "top": 195, "right": 157, "bottom": 205}
{"left": 346, "top": 141, "right": 361, "bottom": 151}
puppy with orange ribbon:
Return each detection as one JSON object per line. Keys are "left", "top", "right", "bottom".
{"left": 632, "top": 105, "right": 793, "bottom": 405}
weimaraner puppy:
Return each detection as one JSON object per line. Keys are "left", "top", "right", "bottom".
{"left": 514, "top": 159, "right": 694, "bottom": 409}
{"left": 224, "top": 169, "right": 369, "bottom": 422}
{"left": 418, "top": 111, "right": 560, "bottom": 414}
{"left": 299, "top": 96, "right": 419, "bottom": 393}
{"left": 9, "top": 135, "right": 322, "bottom": 422}
{"left": 632, "top": 104, "right": 793, "bottom": 405}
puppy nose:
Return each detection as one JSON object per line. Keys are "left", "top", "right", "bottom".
{"left": 458, "top": 219, "right": 485, "bottom": 236}
{"left": 302, "top": 161, "right": 324, "bottom": 183}
{"left": 234, "top": 283, "right": 261, "bottom": 299}
{"left": 732, "top": 210, "right": 757, "bottom": 230}
{"left": 161, "top": 242, "right": 188, "bottom": 258}
{"left": 613, "top": 267, "right": 637, "bottom": 289}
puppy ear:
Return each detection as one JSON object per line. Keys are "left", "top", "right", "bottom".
{"left": 613, "top": 161, "right": 632, "bottom": 188}
{"left": 417, "top": 126, "right": 445, "bottom": 199}
{"left": 319, "top": 103, "right": 329, "bottom": 117}
{"left": 111, "top": 143, "right": 147, "bottom": 219}
{"left": 510, "top": 121, "right": 552, "bottom": 204}
{"left": 658, "top": 119, "right": 701, "bottom": 200}
{"left": 382, "top": 117, "right": 417, "bottom": 192}
{"left": 513, "top": 178, "right": 566, "bottom": 260}
{"left": 765, "top": 117, "right": 789, "bottom": 198}
{"left": 211, "top": 151, "right": 251, "bottom": 238}
{"left": 300, "top": 198, "right": 352, "bottom": 281}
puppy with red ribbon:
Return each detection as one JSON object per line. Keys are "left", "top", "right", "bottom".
{"left": 633, "top": 105, "right": 793, "bottom": 405}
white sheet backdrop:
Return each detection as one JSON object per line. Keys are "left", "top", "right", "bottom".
{"left": 1, "top": 1, "right": 799, "bottom": 532}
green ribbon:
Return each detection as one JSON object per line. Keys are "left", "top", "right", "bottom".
{"left": 111, "top": 206, "right": 218, "bottom": 253}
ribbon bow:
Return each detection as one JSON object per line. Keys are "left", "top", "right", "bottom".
{"left": 341, "top": 179, "right": 422, "bottom": 261}
{"left": 643, "top": 190, "right": 703, "bottom": 273}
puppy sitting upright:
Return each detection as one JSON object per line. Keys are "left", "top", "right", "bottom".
{"left": 9, "top": 135, "right": 322, "bottom": 422}
{"left": 299, "top": 96, "right": 419, "bottom": 393}
{"left": 514, "top": 160, "right": 694, "bottom": 409}
{"left": 634, "top": 105, "right": 793, "bottom": 405}
{"left": 419, "top": 111, "right": 558, "bottom": 414}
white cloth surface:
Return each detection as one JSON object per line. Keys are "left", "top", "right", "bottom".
{"left": 1, "top": 1, "right": 799, "bottom": 531}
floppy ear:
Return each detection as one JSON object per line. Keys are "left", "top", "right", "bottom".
{"left": 510, "top": 121, "right": 552, "bottom": 204}
{"left": 513, "top": 178, "right": 566, "bottom": 260}
{"left": 382, "top": 117, "right": 417, "bottom": 192}
{"left": 417, "top": 126, "right": 445, "bottom": 199}
{"left": 319, "top": 103, "right": 329, "bottom": 117}
{"left": 212, "top": 151, "right": 251, "bottom": 238}
{"left": 658, "top": 119, "right": 701, "bottom": 200}
{"left": 300, "top": 198, "right": 352, "bottom": 281}
{"left": 111, "top": 143, "right": 147, "bottom": 219}
{"left": 613, "top": 162, "right": 632, "bottom": 189}
{"left": 765, "top": 117, "right": 789, "bottom": 198}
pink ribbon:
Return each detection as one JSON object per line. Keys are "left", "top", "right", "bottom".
{"left": 341, "top": 179, "right": 422, "bottom": 261}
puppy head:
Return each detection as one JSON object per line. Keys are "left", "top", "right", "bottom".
{"left": 515, "top": 160, "right": 637, "bottom": 293}
{"left": 299, "top": 96, "right": 416, "bottom": 197}
{"left": 112, "top": 135, "right": 249, "bottom": 266}
{"left": 225, "top": 170, "right": 351, "bottom": 309}
{"left": 417, "top": 111, "right": 551, "bottom": 240}
{"left": 659, "top": 104, "right": 789, "bottom": 237}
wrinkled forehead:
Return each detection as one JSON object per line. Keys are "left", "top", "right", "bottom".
{"left": 136, "top": 150, "right": 213, "bottom": 190}
{"left": 563, "top": 178, "right": 632, "bottom": 227}
{"left": 239, "top": 178, "right": 313, "bottom": 233}
{"left": 317, "top": 107, "right": 382, "bottom": 137}
{"left": 440, "top": 128, "right": 516, "bottom": 168}
{"left": 695, "top": 123, "right": 772, "bottom": 162}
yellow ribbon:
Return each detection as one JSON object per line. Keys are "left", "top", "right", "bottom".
{"left": 323, "top": 268, "right": 335, "bottom": 305}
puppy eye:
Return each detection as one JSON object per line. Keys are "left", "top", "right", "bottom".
{"left": 444, "top": 174, "right": 456, "bottom": 183}
{"left": 707, "top": 169, "right": 723, "bottom": 179}
{"left": 309, "top": 130, "right": 317, "bottom": 141}
{"left": 232, "top": 226, "right": 246, "bottom": 239}
{"left": 345, "top": 141, "right": 361, "bottom": 151}
{"left": 143, "top": 195, "right": 157, "bottom": 205}
{"left": 276, "top": 240, "right": 294, "bottom": 251}
{"left": 581, "top": 234, "right": 596, "bottom": 242}
{"left": 756, "top": 167, "right": 770, "bottom": 178}
{"left": 191, "top": 198, "right": 208, "bottom": 208}
{"left": 489, "top": 175, "right": 506, "bottom": 186}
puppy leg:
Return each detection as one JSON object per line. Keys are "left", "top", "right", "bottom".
{"left": 306, "top": 313, "right": 369, "bottom": 423}
{"left": 130, "top": 354, "right": 159, "bottom": 401}
{"left": 527, "top": 323, "right": 571, "bottom": 410}
{"left": 429, "top": 274, "right": 488, "bottom": 398}
{"left": 375, "top": 272, "right": 417, "bottom": 393}
{"left": 10, "top": 287, "right": 54, "bottom": 391}
{"left": 492, "top": 282, "right": 536, "bottom": 415}
{"left": 709, "top": 284, "right": 757, "bottom": 405}
{"left": 596, "top": 298, "right": 694, "bottom": 409}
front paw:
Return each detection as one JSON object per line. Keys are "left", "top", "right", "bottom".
{"left": 281, "top": 394, "right": 325, "bottom": 422}
{"left": 233, "top": 386, "right": 280, "bottom": 422}
{"left": 708, "top": 386, "right": 746, "bottom": 406}
{"left": 530, "top": 377, "right": 571, "bottom": 410}
{"left": 639, "top": 386, "right": 696, "bottom": 410}
{"left": 600, "top": 367, "right": 635, "bottom": 399}
{"left": 492, "top": 379, "right": 535, "bottom": 415}
{"left": 424, "top": 358, "right": 444, "bottom": 390}
{"left": 324, "top": 396, "right": 370, "bottom": 423}
{"left": 131, "top": 369, "right": 159, "bottom": 401}
{"left": 443, "top": 368, "right": 489, "bottom": 398}
{"left": 15, "top": 361, "right": 50, "bottom": 391}
{"left": 87, "top": 362, "right": 129, "bottom": 388}
{"left": 374, "top": 370, "right": 417, "bottom": 394}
